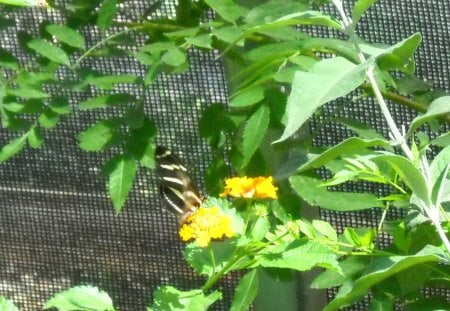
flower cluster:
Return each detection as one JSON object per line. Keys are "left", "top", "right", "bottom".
{"left": 221, "top": 176, "right": 278, "bottom": 199}
{"left": 179, "top": 206, "right": 234, "bottom": 247}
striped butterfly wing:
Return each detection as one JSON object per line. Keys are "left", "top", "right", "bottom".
{"left": 155, "top": 146, "right": 203, "bottom": 224}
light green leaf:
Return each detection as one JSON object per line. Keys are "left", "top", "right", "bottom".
{"left": 298, "top": 137, "right": 389, "bottom": 173}
{"left": 242, "top": 104, "right": 270, "bottom": 167}
{"left": 0, "top": 0, "right": 46, "bottom": 7}
{"left": 27, "top": 126, "right": 43, "bottom": 148}
{"left": 408, "top": 96, "right": 450, "bottom": 135}
{"left": 0, "top": 296, "right": 20, "bottom": 311}
{"left": 149, "top": 286, "right": 221, "bottom": 311}
{"left": 212, "top": 25, "right": 246, "bottom": 45}
{"left": 230, "top": 86, "right": 265, "bottom": 107}
{"left": 49, "top": 97, "right": 71, "bottom": 114}
{"left": 78, "top": 119, "right": 122, "bottom": 151}
{"left": 205, "top": 0, "right": 247, "bottom": 23}
{"left": 249, "top": 217, "right": 270, "bottom": 242}
{"left": 324, "top": 245, "right": 447, "bottom": 311}
{"left": 230, "top": 269, "right": 259, "bottom": 311}
{"left": 275, "top": 57, "right": 370, "bottom": 143}
{"left": 185, "top": 34, "right": 212, "bottom": 49}
{"left": 0, "top": 134, "right": 27, "bottom": 163}
{"left": 431, "top": 147, "right": 450, "bottom": 205}
{"left": 38, "top": 110, "right": 59, "bottom": 128}
{"left": 105, "top": 154, "right": 137, "bottom": 213}
{"left": 161, "top": 48, "right": 186, "bottom": 67}
{"left": 259, "top": 239, "right": 340, "bottom": 272}
{"left": 97, "top": 0, "right": 118, "bottom": 30}
{"left": 7, "top": 86, "right": 49, "bottom": 99}
{"left": 79, "top": 93, "right": 136, "bottom": 110}
{"left": 88, "top": 75, "right": 139, "bottom": 89}
{"left": 0, "top": 48, "right": 19, "bottom": 70}
{"left": 352, "top": 0, "right": 378, "bottom": 25}
{"left": 27, "top": 39, "right": 71, "bottom": 66}
{"left": 312, "top": 220, "right": 337, "bottom": 241}
{"left": 245, "top": 1, "right": 308, "bottom": 25}
{"left": 46, "top": 24, "right": 86, "bottom": 50}
{"left": 43, "top": 285, "right": 114, "bottom": 311}
{"left": 290, "top": 174, "right": 384, "bottom": 211}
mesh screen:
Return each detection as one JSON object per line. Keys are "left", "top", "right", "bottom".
{"left": 0, "top": 1, "right": 449, "bottom": 310}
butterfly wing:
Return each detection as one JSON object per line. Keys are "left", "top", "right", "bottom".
{"left": 155, "top": 146, "right": 203, "bottom": 223}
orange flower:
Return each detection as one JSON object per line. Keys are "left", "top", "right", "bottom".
{"left": 221, "top": 176, "right": 278, "bottom": 199}
{"left": 179, "top": 206, "right": 235, "bottom": 247}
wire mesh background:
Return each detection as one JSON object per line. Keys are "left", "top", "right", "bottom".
{"left": 0, "top": 0, "right": 449, "bottom": 310}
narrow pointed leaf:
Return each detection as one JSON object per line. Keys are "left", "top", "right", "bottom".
{"left": 97, "top": 0, "right": 118, "bottom": 30}
{"left": 230, "top": 269, "right": 259, "bottom": 311}
{"left": 0, "top": 134, "right": 28, "bottom": 163}
{"left": 242, "top": 104, "right": 270, "bottom": 167}
{"left": 46, "top": 24, "right": 86, "bottom": 50}
{"left": 27, "top": 39, "right": 71, "bottom": 66}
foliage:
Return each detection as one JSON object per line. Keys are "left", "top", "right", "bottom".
{"left": 0, "top": 0, "right": 449, "bottom": 310}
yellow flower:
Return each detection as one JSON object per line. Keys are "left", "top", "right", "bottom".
{"left": 221, "top": 176, "right": 278, "bottom": 199}
{"left": 179, "top": 206, "right": 235, "bottom": 247}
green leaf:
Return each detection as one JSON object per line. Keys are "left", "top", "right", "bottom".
{"left": 230, "top": 86, "right": 265, "bottom": 107}
{"left": 205, "top": 0, "right": 247, "bottom": 23}
{"left": 97, "top": 0, "right": 118, "bottom": 30}
{"left": 242, "top": 104, "right": 270, "bottom": 167}
{"left": 87, "top": 75, "right": 139, "bottom": 89}
{"left": 299, "top": 137, "right": 389, "bottom": 172}
{"left": 212, "top": 25, "right": 246, "bottom": 45}
{"left": 245, "top": 1, "right": 308, "bottom": 25}
{"left": 38, "top": 109, "right": 59, "bottom": 128}
{"left": 27, "top": 39, "right": 71, "bottom": 66}
{"left": 336, "top": 117, "right": 389, "bottom": 144}
{"left": 290, "top": 174, "right": 384, "bottom": 211}
{"left": 105, "top": 154, "right": 137, "bottom": 213}
{"left": 275, "top": 57, "right": 370, "bottom": 143}
{"left": 43, "top": 285, "right": 114, "bottom": 311}
{"left": 49, "top": 97, "right": 71, "bottom": 114}
{"left": 185, "top": 34, "right": 213, "bottom": 49}
{"left": 373, "top": 153, "right": 431, "bottom": 207}
{"left": 161, "top": 48, "right": 186, "bottom": 67}
{"left": 0, "top": 296, "right": 20, "bottom": 311}
{"left": 3, "top": 99, "right": 44, "bottom": 113}
{"left": 0, "top": 0, "right": 46, "bottom": 6}
{"left": 403, "top": 297, "right": 450, "bottom": 311}
{"left": 230, "top": 269, "right": 259, "bottom": 311}
{"left": 430, "top": 132, "right": 450, "bottom": 148}
{"left": 0, "top": 48, "right": 19, "bottom": 70}
{"left": 27, "top": 126, "right": 43, "bottom": 148}
{"left": 78, "top": 119, "right": 122, "bottom": 151}
{"left": 127, "top": 118, "right": 157, "bottom": 168}
{"left": 149, "top": 286, "right": 221, "bottom": 311}
{"left": 7, "top": 86, "right": 49, "bottom": 99}
{"left": 352, "top": 0, "right": 378, "bottom": 25}
{"left": 0, "top": 134, "right": 28, "bottom": 163}
{"left": 369, "top": 289, "right": 394, "bottom": 311}
{"left": 408, "top": 96, "right": 450, "bottom": 135}
{"left": 324, "top": 245, "right": 447, "bottom": 311}
{"left": 259, "top": 239, "right": 340, "bottom": 273}
{"left": 312, "top": 220, "right": 337, "bottom": 241}
{"left": 46, "top": 24, "right": 86, "bottom": 50}
{"left": 79, "top": 93, "right": 136, "bottom": 110}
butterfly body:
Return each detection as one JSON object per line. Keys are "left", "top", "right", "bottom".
{"left": 155, "top": 146, "right": 203, "bottom": 224}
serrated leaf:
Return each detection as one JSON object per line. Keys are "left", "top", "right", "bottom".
{"left": 352, "top": 0, "right": 378, "bottom": 25}
{"left": 79, "top": 93, "right": 136, "bottom": 110}
{"left": 46, "top": 24, "right": 86, "bottom": 50}
{"left": 230, "top": 269, "right": 259, "bottom": 311}
{"left": 290, "top": 174, "right": 384, "bottom": 211}
{"left": 205, "top": 0, "right": 247, "bottom": 23}
{"left": 275, "top": 57, "right": 370, "bottom": 143}
{"left": 77, "top": 119, "right": 122, "bottom": 151}
{"left": 97, "top": 0, "right": 118, "bottom": 30}
{"left": 230, "top": 86, "right": 265, "bottom": 107}
{"left": 0, "top": 48, "right": 19, "bottom": 70}
{"left": 0, "top": 134, "right": 27, "bottom": 163}
{"left": 27, "top": 126, "right": 43, "bottom": 148}
{"left": 38, "top": 109, "right": 59, "bottom": 128}
{"left": 241, "top": 104, "right": 270, "bottom": 167}
{"left": 43, "top": 285, "right": 114, "bottom": 311}
{"left": 259, "top": 239, "right": 340, "bottom": 272}
{"left": 149, "top": 286, "right": 221, "bottom": 311}
{"left": 161, "top": 48, "right": 186, "bottom": 67}
{"left": 105, "top": 154, "right": 137, "bottom": 213}
{"left": 27, "top": 39, "right": 71, "bottom": 66}
{"left": 0, "top": 296, "right": 20, "bottom": 311}
{"left": 408, "top": 96, "right": 450, "bottom": 135}
{"left": 324, "top": 245, "right": 447, "bottom": 311}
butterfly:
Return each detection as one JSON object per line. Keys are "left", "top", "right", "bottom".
{"left": 155, "top": 146, "right": 204, "bottom": 224}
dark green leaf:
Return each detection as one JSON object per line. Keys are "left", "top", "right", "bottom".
{"left": 0, "top": 15, "right": 15, "bottom": 28}
{"left": 275, "top": 57, "right": 370, "bottom": 143}
{"left": 97, "top": 0, "right": 118, "bottom": 30}
{"left": 290, "top": 174, "right": 384, "bottom": 211}
{"left": 149, "top": 286, "right": 221, "bottom": 311}
{"left": 408, "top": 96, "right": 450, "bottom": 135}
{"left": 0, "top": 48, "right": 19, "bottom": 70}
{"left": 242, "top": 104, "right": 270, "bottom": 167}
{"left": 43, "top": 285, "right": 114, "bottom": 311}
{"left": 105, "top": 154, "right": 137, "bottom": 213}
{"left": 27, "top": 39, "right": 71, "bottom": 66}
{"left": 205, "top": 156, "right": 228, "bottom": 196}
{"left": 45, "top": 24, "right": 86, "bottom": 50}
{"left": 79, "top": 93, "right": 136, "bottom": 110}
{"left": 127, "top": 118, "right": 157, "bottom": 168}
{"left": 49, "top": 97, "right": 71, "bottom": 114}
{"left": 0, "top": 134, "right": 28, "bottom": 163}
{"left": 205, "top": 0, "right": 247, "bottom": 23}
{"left": 27, "top": 126, "right": 43, "bottom": 148}
{"left": 78, "top": 118, "right": 122, "bottom": 151}
{"left": 230, "top": 86, "right": 265, "bottom": 107}
{"left": 352, "top": 0, "right": 378, "bottom": 25}
{"left": 230, "top": 269, "right": 259, "bottom": 311}
{"left": 124, "top": 101, "right": 145, "bottom": 129}
{"left": 404, "top": 297, "right": 450, "bottom": 311}
{"left": 87, "top": 75, "right": 139, "bottom": 89}
{"left": 7, "top": 87, "right": 49, "bottom": 99}
{"left": 38, "top": 110, "right": 59, "bottom": 128}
